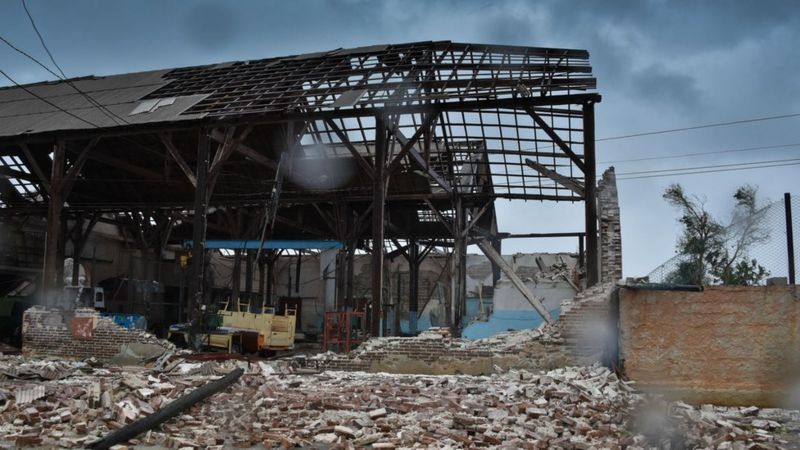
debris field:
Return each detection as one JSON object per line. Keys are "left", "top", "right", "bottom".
{"left": 0, "top": 354, "right": 797, "bottom": 449}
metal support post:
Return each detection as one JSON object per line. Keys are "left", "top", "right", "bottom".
{"left": 786, "top": 193, "right": 796, "bottom": 284}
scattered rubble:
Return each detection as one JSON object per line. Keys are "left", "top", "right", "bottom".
{"left": 0, "top": 353, "right": 797, "bottom": 449}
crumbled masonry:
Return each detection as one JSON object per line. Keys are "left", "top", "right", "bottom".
{"left": 0, "top": 354, "right": 797, "bottom": 449}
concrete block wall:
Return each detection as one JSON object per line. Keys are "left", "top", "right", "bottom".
{"left": 22, "top": 307, "right": 173, "bottom": 360}
{"left": 619, "top": 285, "right": 800, "bottom": 406}
{"left": 597, "top": 167, "right": 622, "bottom": 283}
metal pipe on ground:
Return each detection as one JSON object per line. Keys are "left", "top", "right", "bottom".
{"left": 88, "top": 368, "right": 244, "bottom": 450}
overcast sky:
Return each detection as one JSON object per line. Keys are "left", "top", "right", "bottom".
{"left": 1, "top": 0, "right": 798, "bottom": 277}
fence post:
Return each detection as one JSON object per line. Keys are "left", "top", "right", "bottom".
{"left": 785, "top": 193, "right": 796, "bottom": 285}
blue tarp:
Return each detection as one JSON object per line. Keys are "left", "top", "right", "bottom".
{"left": 102, "top": 313, "right": 147, "bottom": 330}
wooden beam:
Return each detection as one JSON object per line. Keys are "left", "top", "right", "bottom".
{"left": 160, "top": 133, "right": 197, "bottom": 188}
{"left": 387, "top": 113, "right": 437, "bottom": 174}
{"left": 43, "top": 139, "right": 66, "bottom": 306}
{"left": 524, "top": 106, "right": 586, "bottom": 172}
{"left": 476, "top": 239, "right": 553, "bottom": 324}
{"left": 87, "top": 152, "right": 162, "bottom": 180}
{"left": 324, "top": 119, "right": 374, "bottom": 180}
{"left": 462, "top": 201, "right": 492, "bottom": 238}
{"left": 524, "top": 158, "right": 585, "bottom": 196}
{"left": 370, "top": 114, "right": 387, "bottom": 337}
{"left": 583, "top": 101, "right": 599, "bottom": 286}
{"left": 63, "top": 138, "right": 100, "bottom": 198}
{"left": 209, "top": 125, "right": 253, "bottom": 179}
{"left": 423, "top": 199, "right": 454, "bottom": 236}
{"left": 19, "top": 143, "right": 51, "bottom": 195}
{"left": 188, "top": 129, "right": 211, "bottom": 327}
{"left": 384, "top": 117, "right": 452, "bottom": 193}
{"left": 0, "top": 166, "right": 37, "bottom": 182}
{"left": 210, "top": 129, "right": 278, "bottom": 171}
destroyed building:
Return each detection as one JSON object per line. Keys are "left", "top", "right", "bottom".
{"left": 0, "top": 41, "right": 621, "bottom": 347}
{"left": 1, "top": 40, "right": 800, "bottom": 450}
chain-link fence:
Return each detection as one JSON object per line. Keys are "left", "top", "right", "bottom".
{"left": 648, "top": 193, "right": 798, "bottom": 284}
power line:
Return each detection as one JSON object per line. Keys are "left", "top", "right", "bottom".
{"left": 9, "top": 0, "right": 129, "bottom": 125}
{"left": 613, "top": 157, "right": 800, "bottom": 177}
{"left": 0, "top": 34, "right": 127, "bottom": 126}
{"left": 599, "top": 142, "right": 800, "bottom": 165}
{"left": 616, "top": 161, "right": 800, "bottom": 181}
{"left": 0, "top": 69, "right": 99, "bottom": 128}
{"left": 597, "top": 112, "right": 800, "bottom": 142}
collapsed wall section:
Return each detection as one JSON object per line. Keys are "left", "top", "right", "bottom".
{"left": 305, "top": 327, "right": 572, "bottom": 375}
{"left": 22, "top": 307, "right": 173, "bottom": 360}
{"left": 597, "top": 167, "right": 622, "bottom": 283}
{"left": 559, "top": 282, "right": 617, "bottom": 365}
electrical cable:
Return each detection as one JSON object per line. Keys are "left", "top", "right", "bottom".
{"left": 599, "top": 142, "right": 800, "bottom": 165}
{"left": 0, "top": 36, "right": 127, "bottom": 126}
{"left": 0, "top": 69, "right": 99, "bottom": 128}
{"left": 616, "top": 161, "right": 800, "bottom": 181}
{"left": 18, "top": 0, "right": 129, "bottom": 125}
{"left": 598, "top": 112, "right": 800, "bottom": 142}
{"left": 613, "top": 157, "right": 800, "bottom": 177}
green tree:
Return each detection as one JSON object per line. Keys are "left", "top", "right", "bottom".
{"left": 663, "top": 184, "right": 769, "bottom": 285}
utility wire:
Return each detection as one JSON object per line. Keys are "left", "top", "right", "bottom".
{"left": 599, "top": 142, "right": 800, "bottom": 165}
{"left": 616, "top": 161, "right": 800, "bottom": 181}
{"left": 598, "top": 112, "right": 800, "bottom": 142}
{"left": 613, "top": 157, "right": 800, "bottom": 177}
{"left": 0, "top": 69, "right": 99, "bottom": 128}
{"left": 0, "top": 35, "right": 126, "bottom": 125}
{"left": 14, "top": 0, "right": 130, "bottom": 125}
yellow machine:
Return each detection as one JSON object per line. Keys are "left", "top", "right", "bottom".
{"left": 169, "top": 299, "right": 297, "bottom": 353}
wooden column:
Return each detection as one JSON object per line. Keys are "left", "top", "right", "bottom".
{"left": 187, "top": 130, "right": 211, "bottom": 323}
{"left": 408, "top": 238, "right": 419, "bottom": 334}
{"left": 266, "top": 250, "right": 275, "bottom": 307}
{"left": 583, "top": 101, "right": 599, "bottom": 287}
{"left": 230, "top": 249, "right": 242, "bottom": 305}
{"left": 258, "top": 256, "right": 266, "bottom": 310}
{"left": 43, "top": 139, "right": 66, "bottom": 306}
{"left": 370, "top": 114, "right": 387, "bottom": 337}
{"left": 451, "top": 199, "right": 466, "bottom": 334}
{"left": 346, "top": 239, "right": 356, "bottom": 309}
{"left": 244, "top": 249, "right": 254, "bottom": 309}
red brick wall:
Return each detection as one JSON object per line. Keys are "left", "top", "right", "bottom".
{"left": 22, "top": 307, "right": 172, "bottom": 360}
{"left": 559, "top": 283, "right": 615, "bottom": 364}
{"left": 619, "top": 285, "right": 800, "bottom": 406}
{"left": 306, "top": 334, "right": 571, "bottom": 374}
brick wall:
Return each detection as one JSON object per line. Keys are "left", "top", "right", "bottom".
{"left": 619, "top": 285, "right": 800, "bottom": 406}
{"left": 22, "top": 307, "right": 173, "bottom": 360}
{"left": 305, "top": 330, "right": 572, "bottom": 375}
{"left": 558, "top": 282, "right": 616, "bottom": 364}
{"left": 597, "top": 167, "right": 622, "bottom": 283}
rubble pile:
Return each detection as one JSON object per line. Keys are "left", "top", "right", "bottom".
{"left": 0, "top": 354, "right": 795, "bottom": 449}
{"left": 470, "top": 323, "right": 564, "bottom": 352}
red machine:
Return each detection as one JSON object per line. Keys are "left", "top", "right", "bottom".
{"left": 323, "top": 311, "right": 367, "bottom": 353}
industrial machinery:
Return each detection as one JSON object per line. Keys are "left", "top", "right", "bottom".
{"left": 323, "top": 310, "right": 367, "bottom": 353}
{"left": 169, "top": 299, "right": 296, "bottom": 354}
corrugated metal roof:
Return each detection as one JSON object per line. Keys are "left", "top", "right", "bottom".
{"left": 0, "top": 69, "right": 206, "bottom": 138}
{"left": 0, "top": 41, "right": 595, "bottom": 140}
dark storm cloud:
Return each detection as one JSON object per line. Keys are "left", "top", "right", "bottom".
{"left": 183, "top": 3, "right": 239, "bottom": 51}
{"left": 0, "top": 0, "right": 798, "bottom": 275}
{"left": 627, "top": 64, "right": 703, "bottom": 108}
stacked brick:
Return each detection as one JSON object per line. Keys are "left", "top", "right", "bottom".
{"left": 22, "top": 307, "right": 173, "bottom": 360}
{"left": 306, "top": 327, "right": 572, "bottom": 374}
{"left": 597, "top": 166, "right": 622, "bottom": 283}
